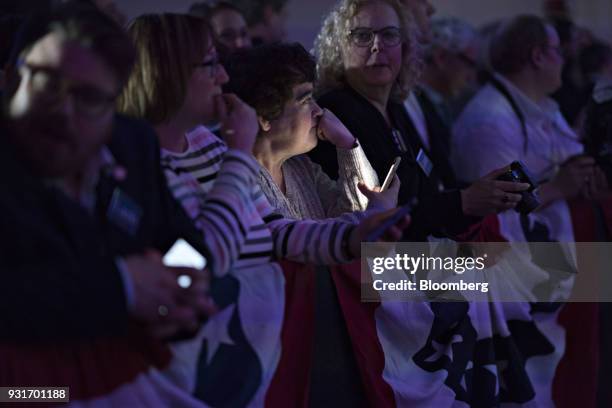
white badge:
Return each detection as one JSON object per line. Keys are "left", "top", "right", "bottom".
{"left": 416, "top": 149, "right": 433, "bottom": 177}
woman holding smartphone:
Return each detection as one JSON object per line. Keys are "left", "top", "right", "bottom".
{"left": 310, "top": 0, "right": 530, "bottom": 241}
{"left": 224, "top": 43, "right": 400, "bottom": 221}
{"left": 223, "top": 43, "right": 403, "bottom": 405}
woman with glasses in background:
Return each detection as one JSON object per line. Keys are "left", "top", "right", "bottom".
{"left": 311, "top": 0, "right": 528, "bottom": 242}
{"left": 307, "top": 0, "right": 546, "bottom": 406}
{"left": 189, "top": 1, "right": 252, "bottom": 56}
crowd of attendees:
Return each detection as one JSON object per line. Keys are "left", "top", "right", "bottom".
{"left": 1, "top": 0, "right": 611, "bottom": 406}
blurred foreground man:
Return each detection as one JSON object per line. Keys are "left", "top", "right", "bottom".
{"left": 0, "top": 5, "right": 216, "bottom": 406}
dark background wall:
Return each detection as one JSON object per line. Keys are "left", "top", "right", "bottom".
{"left": 2, "top": 0, "right": 610, "bottom": 50}
{"left": 118, "top": 0, "right": 612, "bottom": 49}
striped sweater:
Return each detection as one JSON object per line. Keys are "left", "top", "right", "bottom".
{"left": 160, "top": 126, "right": 360, "bottom": 401}
{"left": 160, "top": 125, "right": 357, "bottom": 275}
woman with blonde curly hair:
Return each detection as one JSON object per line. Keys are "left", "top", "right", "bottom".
{"left": 310, "top": 0, "right": 529, "bottom": 242}
{"left": 315, "top": 0, "right": 420, "bottom": 101}
{"left": 308, "top": 2, "right": 546, "bottom": 406}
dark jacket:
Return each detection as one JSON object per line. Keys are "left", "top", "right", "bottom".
{"left": 309, "top": 86, "right": 477, "bottom": 240}
{"left": 414, "top": 89, "right": 458, "bottom": 190}
{"left": 0, "top": 115, "right": 208, "bottom": 341}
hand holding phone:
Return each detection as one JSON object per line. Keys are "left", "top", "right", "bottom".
{"left": 124, "top": 248, "right": 215, "bottom": 342}
{"left": 365, "top": 201, "right": 414, "bottom": 242}
{"left": 163, "top": 239, "right": 207, "bottom": 270}
{"left": 381, "top": 157, "right": 401, "bottom": 191}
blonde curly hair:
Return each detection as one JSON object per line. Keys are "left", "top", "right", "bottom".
{"left": 314, "top": 0, "right": 421, "bottom": 102}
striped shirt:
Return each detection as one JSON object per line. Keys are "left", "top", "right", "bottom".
{"left": 160, "top": 126, "right": 356, "bottom": 276}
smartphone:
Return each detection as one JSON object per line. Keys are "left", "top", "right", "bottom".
{"left": 381, "top": 157, "right": 401, "bottom": 191}
{"left": 365, "top": 200, "right": 415, "bottom": 242}
{"left": 163, "top": 239, "right": 207, "bottom": 269}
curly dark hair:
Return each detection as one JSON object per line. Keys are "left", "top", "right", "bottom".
{"left": 223, "top": 42, "right": 315, "bottom": 121}
{"left": 314, "top": 0, "right": 420, "bottom": 101}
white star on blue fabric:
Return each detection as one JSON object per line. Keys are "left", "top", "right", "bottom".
{"left": 460, "top": 360, "right": 474, "bottom": 391}
{"left": 425, "top": 334, "right": 463, "bottom": 363}
{"left": 201, "top": 304, "right": 236, "bottom": 364}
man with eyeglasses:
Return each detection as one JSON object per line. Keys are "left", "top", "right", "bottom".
{"left": 453, "top": 15, "right": 611, "bottom": 407}
{"left": 452, "top": 14, "right": 599, "bottom": 199}
{"left": 0, "top": 4, "right": 222, "bottom": 404}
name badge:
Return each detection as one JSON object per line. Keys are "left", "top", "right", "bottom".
{"left": 416, "top": 149, "right": 433, "bottom": 177}
{"left": 107, "top": 188, "right": 142, "bottom": 236}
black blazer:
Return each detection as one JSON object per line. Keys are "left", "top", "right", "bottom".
{"left": 309, "top": 86, "right": 477, "bottom": 240}
{"left": 0, "top": 115, "right": 208, "bottom": 341}
{"left": 414, "top": 89, "right": 458, "bottom": 190}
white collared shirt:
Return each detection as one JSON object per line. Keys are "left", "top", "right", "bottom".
{"left": 403, "top": 92, "right": 431, "bottom": 151}
{"left": 451, "top": 72, "right": 583, "bottom": 184}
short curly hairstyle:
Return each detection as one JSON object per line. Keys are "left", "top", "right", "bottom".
{"left": 314, "top": 0, "right": 421, "bottom": 102}
{"left": 224, "top": 42, "right": 315, "bottom": 121}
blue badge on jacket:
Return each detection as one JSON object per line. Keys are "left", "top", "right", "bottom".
{"left": 416, "top": 148, "right": 433, "bottom": 177}
{"left": 107, "top": 188, "right": 142, "bottom": 236}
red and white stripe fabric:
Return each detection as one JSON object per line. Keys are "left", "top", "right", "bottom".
{"left": 0, "top": 325, "right": 209, "bottom": 406}
{"left": 553, "top": 193, "right": 612, "bottom": 408}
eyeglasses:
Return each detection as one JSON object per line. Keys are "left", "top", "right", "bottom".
{"left": 348, "top": 27, "right": 403, "bottom": 48}
{"left": 18, "top": 61, "right": 118, "bottom": 118}
{"left": 193, "top": 57, "right": 220, "bottom": 78}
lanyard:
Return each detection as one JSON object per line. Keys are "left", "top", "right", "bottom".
{"left": 488, "top": 75, "right": 529, "bottom": 154}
